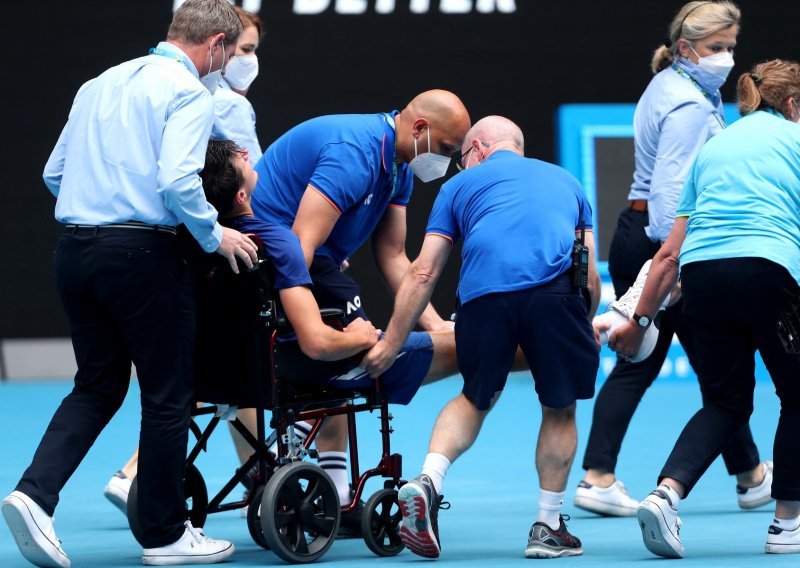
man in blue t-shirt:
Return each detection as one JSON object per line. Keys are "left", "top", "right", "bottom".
{"left": 199, "top": 139, "right": 461, "bottom": 517}
{"left": 251, "top": 89, "right": 471, "bottom": 330}
{"left": 362, "top": 116, "right": 601, "bottom": 559}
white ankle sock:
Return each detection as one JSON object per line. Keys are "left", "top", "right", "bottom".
{"left": 536, "top": 489, "right": 565, "bottom": 530}
{"left": 773, "top": 515, "right": 800, "bottom": 532}
{"left": 659, "top": 484, "right": 681, "bottom": 508}
{"left": 269, "top": 420, "right": 312, "bottom": 455}
{"left": 317, "top": 451, "right": 351, "bottom": 504}
{"left": 421, "top": 453, "right": 451, "bottom": 495}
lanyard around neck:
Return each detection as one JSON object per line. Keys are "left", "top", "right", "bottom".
{"left": 149, "top": 47, "right": 187, "bottom": 70}
{"left": 382, "top": 113, "right": 399, "bottom": 199}
{"left": 672, "top": 63, "right": 726, "bottom": 127}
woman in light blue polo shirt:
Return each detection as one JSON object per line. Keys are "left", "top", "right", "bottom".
{"left": 212, "top": 6, "right": 263, "bottom": 163}
{"left": 611, "top": 59, "right": 800, "bottom": 558}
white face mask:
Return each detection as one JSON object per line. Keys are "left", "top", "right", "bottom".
{"left": 224, "top": 54, "right": 259, "bottom": 90}
{"left": 692, "top": 48, "right": 735, "bottom": 80}
{"left": 200, "top": 39, "right": 226, "bottom": 95}
{"left": 408, "top": 128, "right": 451, "bottom": 183}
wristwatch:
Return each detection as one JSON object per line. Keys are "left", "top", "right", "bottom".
{"left": 632, "top": 313, "right": 652, "bottom": 328}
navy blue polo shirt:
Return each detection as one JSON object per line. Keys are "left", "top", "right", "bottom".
{"left": 227, "top": 216, "right": 312, "bottom": 291}
{"left": 251, "top": 112, "right": 413, "bottom": 265}
{"left": 426, "top": 150, "right": 593, "bottom": 304}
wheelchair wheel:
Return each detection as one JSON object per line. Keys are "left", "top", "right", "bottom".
{"left": 361, "top": 488, "right": 404, "bottom": 557}
{"left": 260, "top": 461, "right": 340, "bottom": 564}
{"left": 128, "top": 463, "right": 208, "bottom": 544}
{"left": 246, "top": 484, "right": 270, "bottom": 550}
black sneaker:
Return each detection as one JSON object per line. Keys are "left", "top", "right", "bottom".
{"left": 524, "top": 514, "right": 583, "bottom": 558}
{"left": 337, "top": 498, "right": 364, "bottom": 539}
{"left": 397, "top": 474, "right": 449, "bottom": 558}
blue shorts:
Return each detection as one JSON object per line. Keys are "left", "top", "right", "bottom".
{"left": 309, "top": 254, "right": 368, "bottom": 324}
{"left": 455, "top": 273, "right": 598, "bottom": 410}
{"left": 323, "top": 332, "right": 434, "bottom": 405}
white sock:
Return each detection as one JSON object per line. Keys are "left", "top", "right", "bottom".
{"left": 317, "top": 451, "right": 351, "bottom": 504}
{"left": 536, "top": 489, "right": 565, "bottom": 530}
{"left": 658, "top": 484, "right": 681, "bottom": 509}
{"left": 269, "top": 420, "right": 312, "bottom": 455}
{"left": 421, "top": 453, "right": 451, "bottom": 495}
{"left": 773, "top": 515, "right": 800, "bottom": 531}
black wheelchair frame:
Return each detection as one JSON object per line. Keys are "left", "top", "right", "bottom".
{"left": 127, "top": 236, "right": 406, "bottom": 563}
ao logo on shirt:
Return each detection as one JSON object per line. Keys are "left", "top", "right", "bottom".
{"left": 172, "top": 0, "right": 516, "bottom": 14}
{"left": 364, "top": 194, "right": 374, "bottom": 206}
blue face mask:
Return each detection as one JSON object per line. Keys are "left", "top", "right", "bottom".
{"left": 200, "top": 39, "right": 226, "bottom": 95}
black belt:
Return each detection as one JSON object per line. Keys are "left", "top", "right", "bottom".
{"left": 65, "top": 221, "right": 177, "bottom": 235}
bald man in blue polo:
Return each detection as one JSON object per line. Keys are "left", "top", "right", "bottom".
{"left": 250, "top": 89, "right": 470, "bottom": 329}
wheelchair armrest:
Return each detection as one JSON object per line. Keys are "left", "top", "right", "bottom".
{"left": 319, "top": 308, "right": 345, "bottom": 320}
{"left": 274, "top": 307, "right": 346, "bottom": 331}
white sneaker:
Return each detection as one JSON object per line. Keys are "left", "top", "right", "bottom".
{"left": 142, "top": 521, "right": 234, "bottom": 565}
{"left": 637, "top": 487, "right": 684, "bottom": 558}
{"left": 573, "top": 480, "right": 638, "bottom": 517}
{"left": 766, "top": 520, "right": 800, "bottom": 553}
{"left": 103, "top": 472, "right": 131, "bottom": 516}
{"left": 738, "top": 461, "right": 774, "bottom": 510}
{"left": 595, "top": 259, "right": 665, "bottom": 363}
{"left": 2, "top": 491, "right": 70, "bottom": 568}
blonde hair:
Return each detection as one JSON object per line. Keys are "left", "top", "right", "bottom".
{"left": 650, "top": 1, "right": 741, "bottom": 74}
{"left": 737, "top": 59, "right": 800, "bottom": 117}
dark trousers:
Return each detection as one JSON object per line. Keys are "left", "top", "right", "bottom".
{"left": 16, "top": 228, "right": 195, "bottom": 548}
{"left": 661, "top": 258, "right": 800, "bottom": 499}
{"left": 582, "top": 208, "right": 760, "bottom": 475}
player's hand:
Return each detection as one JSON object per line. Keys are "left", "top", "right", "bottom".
{"left": 215, "top": 227, "right": 258, "bottom": 274}
{"left": 361, "top": 340, "right": 399, "bottom": 379}
{"left": 344, "top": 317, "right": 381, "bottom": 350}
{"left": 608, "top": 321, "right": 646, "bottom": 361}
{"left": 593, "top": 317, "right": 612, "bottom": 348}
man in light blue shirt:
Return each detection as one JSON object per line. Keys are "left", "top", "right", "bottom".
{"left": 1, "top": 1, "right": 257, "bottom": 567}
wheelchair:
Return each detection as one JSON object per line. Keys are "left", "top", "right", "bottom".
{"left": 127, "top": 236, "right": 406, "bottom": 563}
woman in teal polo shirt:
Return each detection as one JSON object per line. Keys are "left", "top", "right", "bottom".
{"left": 611, "top": 59, "right": 800, "bottom": 558}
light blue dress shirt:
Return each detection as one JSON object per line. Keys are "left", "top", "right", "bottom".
{"left": 43, "top": 41, "right": 223, "bottom": 252}
{"left": 677, "top": 110, "right": 800, "bottom": 284}
{"left": 629, "top": 58, "right": 727, "bottom": 243}
{"left": 211, "top": 77, "right": 262, "bottom": 164}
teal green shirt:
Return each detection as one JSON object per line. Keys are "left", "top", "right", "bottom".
{"left": 676, "top": 110, "right": 800, "bottom": 284}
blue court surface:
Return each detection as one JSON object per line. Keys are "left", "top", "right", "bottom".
{"left": 0, "top": 368, "right": 791, "bottom": 567}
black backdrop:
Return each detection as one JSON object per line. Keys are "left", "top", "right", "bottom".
{"left": 3, "top": 0, "right": 796, "bottom": 338}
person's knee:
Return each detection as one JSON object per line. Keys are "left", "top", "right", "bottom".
{"left": 542, "top": 402, "right": 576, "bottom": 420}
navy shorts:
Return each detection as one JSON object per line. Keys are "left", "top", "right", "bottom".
{"left": 309, "top": 254, "right": 368, "bottom": 324}
{"left": 323, "top": 332, "right": 434, "bottom": 405}
{"left": 455, "top": 273, "right": 598, "bottom": 410}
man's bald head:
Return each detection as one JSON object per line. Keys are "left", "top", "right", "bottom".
{"left": 464, "top": 116, "right": 524, "bottom": 153}
{"left": 394, "top": 90, "right": 471, "bottom": 164}
{"left": 404, "top": 90, "right": 471, "bottom": 129}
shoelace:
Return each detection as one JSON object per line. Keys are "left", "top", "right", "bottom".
{"left": 612, "top": 269, "right": 648, "bottom": 316}
{"left": 616, "top": 481, "right": 630, "bottom": 496}
{"left": 184, "top": 521, "right": 208, "bottom": 544}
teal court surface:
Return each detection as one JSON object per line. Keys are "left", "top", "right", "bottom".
{"left": 0, "top": 368, "right": 793, "bottom": 567}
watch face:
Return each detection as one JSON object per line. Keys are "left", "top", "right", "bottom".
{"left": 638, "top": 315, "right": 651, "bottom": 327}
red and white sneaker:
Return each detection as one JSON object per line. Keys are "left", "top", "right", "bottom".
{"left": 397, "top": 474, "right": 449, "bottom": 558}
